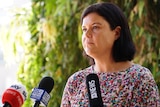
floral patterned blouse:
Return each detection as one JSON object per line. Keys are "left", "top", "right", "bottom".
{"left": 61, "top": 64, "right": 160, "bottom": 107}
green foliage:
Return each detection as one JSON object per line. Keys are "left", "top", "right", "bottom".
{"left": 0, "top": 0, "right": 160, "bottom": 107}
{"left": 128, "top": 0, "right": 160, "bottom": 88}
{"left": 16, "top": 0, "right": 98, "bottom": 106}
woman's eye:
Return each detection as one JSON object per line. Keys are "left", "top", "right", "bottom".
{"left": 93, "top": 26, "right": 99, "bottom": 30}
{"left": 82, "top": 28, "right": 87, "bottom": 32}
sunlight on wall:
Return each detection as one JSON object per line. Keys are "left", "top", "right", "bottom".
{"left": 0, "top": 0, "right": 31, "bottom": 105}
{"left": 0, "top": 0, "right": 14, "bottom": 8}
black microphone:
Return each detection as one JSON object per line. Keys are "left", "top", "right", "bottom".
{"left": 3, "top": 102, "right": 11, "bottom": 107}
{"left": 86, "top": 73, "right": 103, "bottom": 107}
{"left": 30, "top": 76, "right": 54, "bottom": 107}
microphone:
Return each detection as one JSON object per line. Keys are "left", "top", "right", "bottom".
{"left": 30, "top": 76, "right": 54, "bottom": 107}
{"left": 86, "top": 73, "right": 103, "bottom": 107}
{"left": 2, "top": 84, "right": 27, "bottom": 107}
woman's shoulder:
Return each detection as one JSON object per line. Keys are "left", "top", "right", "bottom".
{"left": 127, "top": 64, "right": 160, "bottom": 106}
{"left": 129, "top": 64, "right": 152, "bottom": 75}
{"left": 68, "top": 66, "right": 93, "bottom": 82}
{"left": 127, "top": 64, "right": 155, "bottom": 82}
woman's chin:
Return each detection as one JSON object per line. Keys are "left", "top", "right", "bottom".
{"left": 85, "top": 49, "right": 95, "bottom": 57}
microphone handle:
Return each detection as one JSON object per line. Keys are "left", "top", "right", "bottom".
{"left": 3, "top": 102, "right": 11, "bottom": 107}
{"left": 34, "top": 101, "right": 40, "bottom": 107}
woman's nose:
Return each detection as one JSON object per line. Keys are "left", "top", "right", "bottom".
{"left": 85, "top": 29, "right": 92, "bottom": 38}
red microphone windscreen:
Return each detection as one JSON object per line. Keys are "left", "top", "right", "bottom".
{"left": 2, "top": 88, "right": 23, "bottom": 107}
{"left": 2, "top": 84, "right": 27, "bottom": 107}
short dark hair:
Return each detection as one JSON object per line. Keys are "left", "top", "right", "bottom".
{"left": 81, "top": 2, "right": 136, "bottom": 64}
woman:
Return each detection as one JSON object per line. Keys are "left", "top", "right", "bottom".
{"left": 61, "top": 2, "right": 160, "bottom": 107}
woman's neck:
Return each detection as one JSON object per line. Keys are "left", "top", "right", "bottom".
{"left": 93, "top": 58, "right": 133, "bottom": 73}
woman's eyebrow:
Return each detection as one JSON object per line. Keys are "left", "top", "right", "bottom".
{"left": 82, "top": 22, "right": 102, "bottom": 28}
{"left": 92, "top": 22, "right": 102, "bottom": 25}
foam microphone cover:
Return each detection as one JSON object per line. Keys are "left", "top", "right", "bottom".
{"left": 86, "top": 73, "right": 103, "bottom": 107}
{"left": 2, "top": 84, "right": 27, "bottom": 107}
{"left": 38, "top": 76, "right": 54, "bottom": 93}
{"left": 30, "top": 76, "right": 54, "bottom": 107}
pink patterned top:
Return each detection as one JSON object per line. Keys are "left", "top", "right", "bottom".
{"left": 61, "top": 64, "right": 160, "bottom": 107}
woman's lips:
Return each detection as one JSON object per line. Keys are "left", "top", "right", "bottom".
{"left": 86, "top": 40, "right": 94, "bottom": 44}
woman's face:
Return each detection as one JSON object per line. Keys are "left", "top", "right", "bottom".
{"left": 82, "top": 12, "right": 120, "bottom": 59}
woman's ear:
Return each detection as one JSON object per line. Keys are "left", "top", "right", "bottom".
{"left": 114, "top": 26, "right": 121, "bottom": 40}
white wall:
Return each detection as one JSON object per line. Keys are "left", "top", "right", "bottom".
{"left": 0, "top": 0, "right": 31, "bottom": 105}
{"left": 0, "top": 48, "right": 18, "bottom": 105}
{"left": 0, "top": 63, "right": 17, "bottom": 96}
